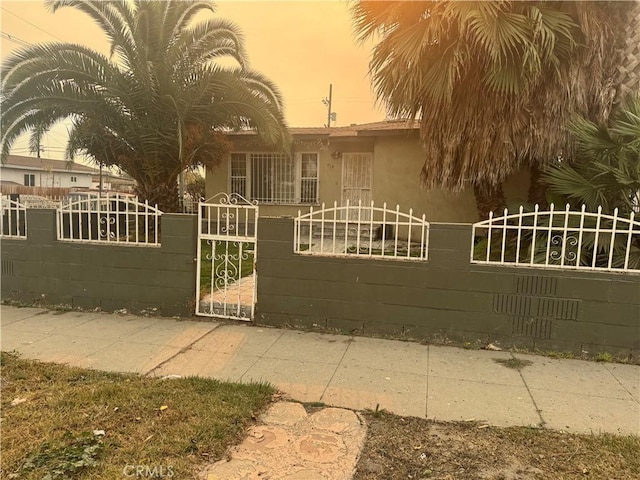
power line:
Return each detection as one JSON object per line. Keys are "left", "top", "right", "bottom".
{"left": 0, "top": 31, "right": 30, "bottom": 47}
{"left": 1, "top": 7, "right": 63, "bottom": 42}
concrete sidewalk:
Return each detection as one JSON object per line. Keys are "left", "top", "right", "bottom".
{"left": 1, "top": 305, "right": 638, "bottom": 436}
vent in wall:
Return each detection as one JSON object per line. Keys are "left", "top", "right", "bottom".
{"left": 493, "top": 294, "right": 533, "bottom": 317}
{"left": 512, "top": 316, "right": 553, "bottom": 339}
{"left": 537, "top": 298, "right": 580, "bottom": 320}
{"left": 516, "top": 275, "right": 557, "bottom": 296}
{"left": 1, "top": 259, "right": 14, "bottom": 276}
{"left": 494, "top": 294, "right": 580, "bottom": 321}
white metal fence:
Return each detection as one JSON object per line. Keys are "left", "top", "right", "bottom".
{"left": 180, "top": 196, "right": 203, "bottom": 214}
{"left": 18, "top": 194, "right": 64, "bottom": 209}
{"left": 294, "top": 200, "right": 429, "bottom": 260}
{"left": 472, "top": 204, "right": 640, "bottom": 273}
{"left": 1, "top": 198, "right": 27, "bottom": 239}
{"left": 57, "top": 193, "right": 162, "bottom": 245}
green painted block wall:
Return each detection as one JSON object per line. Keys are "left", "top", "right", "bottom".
{"left": 1, "top": 210, "right": 197, "bottom": 316}
{"left": 256, "top": 217, "right": 640, "bottom": 354}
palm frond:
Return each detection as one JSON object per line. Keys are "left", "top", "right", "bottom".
{"left": 351, "top": 0, "right": 635, "bottom": 191}
{"left": 1, "top": 0, "right": 289, "bottom": 211}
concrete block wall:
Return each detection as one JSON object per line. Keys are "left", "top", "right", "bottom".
{"left": 1, "top": 209, "right": 197, "bottom": 316}
{"left": 256, "top": 218, "right": 640, "bottom": 355}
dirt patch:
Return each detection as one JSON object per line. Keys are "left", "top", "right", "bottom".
{"left": 493, "top": 357, "right": 534, "bottom": 370}
{"left": 354, "top": 412, "right": 640, "bottom": 480}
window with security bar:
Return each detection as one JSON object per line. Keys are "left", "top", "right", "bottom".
{"left": 230, "top": 152, "right": 319, "bottom": 204}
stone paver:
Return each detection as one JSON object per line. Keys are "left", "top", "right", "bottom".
{"left": 201, "top": 402, "right": 366, "bottom": 480}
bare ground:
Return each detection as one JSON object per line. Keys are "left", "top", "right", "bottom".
{"left": 354, "top": 411, "right": 639, "bottom": 480}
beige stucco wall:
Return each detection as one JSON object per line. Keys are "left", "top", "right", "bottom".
{"left": 370, "top": 135, "right": 473, "bottom": 222}
{"left": 206, "top": 134, "right": 530, "bottom": 222}
{"left": 371, "top": 135, "right": 530, "bottom": 222}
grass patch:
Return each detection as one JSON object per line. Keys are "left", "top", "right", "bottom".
{"left": 596, "top": 352, "right": 614, "bottom": 362}
{"left": 493, "top": 357, "right": 534, "bottom": 370}
{"left": 0, "top": 352, "right": 274, "bottom": 479}
{"left": 355, "top": 411, "right": 640, "bottom": 480}
{"left": 199, "top": 240, "right": 254, "bottom": 295}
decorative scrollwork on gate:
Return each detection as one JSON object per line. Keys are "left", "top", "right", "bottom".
{"left": 99, "top": 216, "right": 117, "bottom": 239}
{"left": 204, "top": 192, "right": 258, "bottom": 206}
{"left": 550, "top": 235, "right": 578, "bottom": 262}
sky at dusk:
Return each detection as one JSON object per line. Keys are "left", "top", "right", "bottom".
{"left": 0, "top": 0, "right": 384, "bottom": 160}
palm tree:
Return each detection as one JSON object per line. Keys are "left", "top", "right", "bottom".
{"left": 351, "top": 1, "right": 637, "bottom": 218}
{"left": 1, "top": 0, "right": 290, "bottom": 212}
{"left": 543, "top": 95, "right": 640, "bottom": 215}
{"left": 616, "top": 2, "right": 640, "bottom": 103}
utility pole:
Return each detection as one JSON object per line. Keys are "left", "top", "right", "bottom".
{"left": 322, "top": 84, "right": 336, "bottom": 127}
{"left": 99, "top": 163, "right": 104, "bottom": 194}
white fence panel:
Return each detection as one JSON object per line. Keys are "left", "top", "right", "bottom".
{"left": 18, "top": 194, "right": 64, "bottom": 209}
{"left": 294, "top": 200, "right": 429, "bottom": 261}
{"left": 471, "top": 204, "right": 640, "bottom": 273}
{"left": 57, "top": 193, "right": 162, "bottom": 245}
{"left": 1, "top": 198, "right": 27, "bottom": 239}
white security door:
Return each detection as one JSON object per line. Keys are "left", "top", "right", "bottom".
{"left": 196, "top": 193, "right": 258, "bottom": 321}
{"left": 341, "top": 153, "right": 373, "bottom": 220}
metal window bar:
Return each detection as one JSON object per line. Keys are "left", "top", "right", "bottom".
{"left": 471, "top": 204, "right": 640, "bottom": 273}
{"left": 294, "top": 201, "right": 429, "bottom": 261}
{"left": 232, "top": 152, "right": 319, "bottom": 204}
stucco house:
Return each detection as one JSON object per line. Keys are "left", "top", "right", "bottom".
{"left": 0, "top": 155, "right": 95, "bottom": 189}
{"left": 206, "top": 120, "right": 529, "bottom": 223}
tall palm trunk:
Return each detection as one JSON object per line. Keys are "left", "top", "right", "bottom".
{"left": 616, "top": 0, "right": 640, "bottom": 103}
{"left": 528, "top": 164, "right": 549, "bottom": 208}
{"left": 473, "top": 182, "right": 506, "bottom": 220}
{"left": 136, "top": 176, "right": 179, "bottom": 213}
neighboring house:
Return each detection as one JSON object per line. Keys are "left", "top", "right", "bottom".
{"left": 91, "top": 170, "right": 137, "bottom": 193}
{"left": 206, "top": 120, "right": 529, "bottom": 223}
{"left": 0, "top": 155, "right": 94, "bottom": 189}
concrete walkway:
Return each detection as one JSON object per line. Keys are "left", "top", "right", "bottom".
{"left": 1, "top": 305, "right": 638, "bottom": 436}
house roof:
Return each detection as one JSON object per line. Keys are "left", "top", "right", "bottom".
{"left": 228, "top": 119, "right": 420, "bottom": 138}
{"left": 2, "top": 155, "right": 97, "bottom": 174}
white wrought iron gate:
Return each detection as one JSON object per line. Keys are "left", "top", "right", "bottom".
{"left": 196, "top": 193, "right": 258, "bottom": 320}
